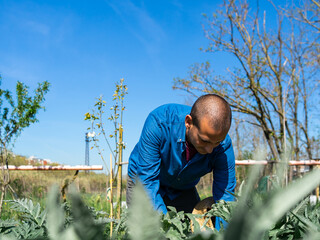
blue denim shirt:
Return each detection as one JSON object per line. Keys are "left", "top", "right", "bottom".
{"left": 128, "top": 104, "right": 236, "bottom": 230}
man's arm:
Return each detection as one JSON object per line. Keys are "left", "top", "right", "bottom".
{"left": 212, "top": 134, "right": 236, "bottom": 230}
{"left": 134, "top": 113, "right": 168, "bottom": 213}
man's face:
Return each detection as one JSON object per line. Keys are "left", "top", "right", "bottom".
{"left": 185, "top": 115, "right": 228, "bottom": 155}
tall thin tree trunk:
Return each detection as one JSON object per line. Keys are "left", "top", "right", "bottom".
{"left": 292, "top": 74, "right": 300, "bottom": 161}
{"left": 235, "top": 120, "right": 242, "bottom": 160}
{"left": 116, "top": 125, "right": 123, "bottom": 218}
{"left": 0, "top": 148, "right": 9, "bottom": 217}
{"left": 109, "top": 154, "right": 113, "bottom": 238}
{"left": 302, "top": 76, "right": 313, "bottom": 160}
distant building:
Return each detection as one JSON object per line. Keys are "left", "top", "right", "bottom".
{"left": 27, "top": 156, "right": 52, "bottom": 165}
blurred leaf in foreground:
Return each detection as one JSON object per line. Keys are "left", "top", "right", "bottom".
{"left": 127, "top": 181, "right": 163, "bottom": 240}
{"left": 225, "top": 168, "right": 320, "bottom": 240}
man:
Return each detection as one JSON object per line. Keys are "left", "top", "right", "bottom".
{"left": 126, "top": 94, "right": 236, "bottom": 230}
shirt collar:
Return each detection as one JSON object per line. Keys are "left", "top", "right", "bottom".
{"left": 177, "top": 124, "right": 186, "bottom": 143}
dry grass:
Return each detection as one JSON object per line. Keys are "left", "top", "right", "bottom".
{"left": 9, "top": 170, "right": 111, "bottom": 199}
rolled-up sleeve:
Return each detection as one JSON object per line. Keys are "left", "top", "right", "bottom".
{"left": 212, "top": 135, "right": 236, "bottom": 230}
{"left": 135, "top": 114, "right": 167, "bottom": 213}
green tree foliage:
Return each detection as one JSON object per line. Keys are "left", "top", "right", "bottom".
{"left": 0, "top": 76, "right": 50, "bottom": 216}
{"left": 0, "top": 78, "right": 50, "bottom": 146}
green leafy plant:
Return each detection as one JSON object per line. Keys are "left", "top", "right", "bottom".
{"left": 127, "top": 182, "right": 162, "bottom": 240}
{"left": 84, "top": 78, "right": 128, "bottom": 219}
{"left": 0, "top": 199, "right": 47, "bottom": 239}
{"left": 84, "top": 78, "right": 128, "bottom": 177}
{"left": 1, "top": 166, "right": 320, "bottom": 239}
{"left": 223, "top": 166, "right": 320, "bottom": 240}
{"left": 47, "top": 185, "right": 106, "bottom": 240}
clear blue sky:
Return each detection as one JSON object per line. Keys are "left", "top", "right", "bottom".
{"left": 0, "top": 0, "right": 280, "bottom": 172}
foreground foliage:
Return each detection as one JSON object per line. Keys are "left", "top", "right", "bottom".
{"left": 1, "top": 168, "right": 320, "bottom": 239}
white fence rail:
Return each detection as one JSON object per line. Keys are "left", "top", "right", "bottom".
{"left": 0, "top": 165, "right": 103, "bottom": 171}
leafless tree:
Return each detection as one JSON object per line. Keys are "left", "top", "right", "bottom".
{"left": 229, "top": 114, "right": 267, "bottom": 160}
{"left": 289, "top": 0, "right": 320, "bottom": 32}
{"left": 173, "top": 0, "right": 319, "bottom": 161}
{"left": 283, "top": 0, "right": 320, "bottom": 159}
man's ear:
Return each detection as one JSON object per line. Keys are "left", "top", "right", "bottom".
{"left": 185, "top": 115, "right": 193, "bottom": 129}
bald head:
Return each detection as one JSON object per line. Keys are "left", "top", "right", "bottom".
{"left": 190, "top": 94, "right": 232, "bottom": 132}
